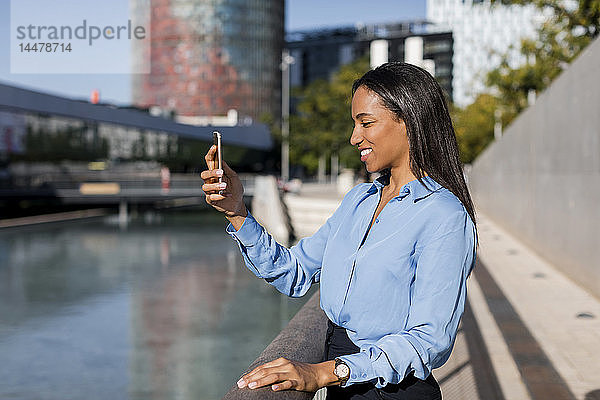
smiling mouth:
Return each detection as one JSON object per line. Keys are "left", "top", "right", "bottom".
{"left": 360, "top": 148, "right": 372, "bottom": 161}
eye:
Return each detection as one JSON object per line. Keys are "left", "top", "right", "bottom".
{"left": 361, "top": 121, "right": 374, "bottom": 128}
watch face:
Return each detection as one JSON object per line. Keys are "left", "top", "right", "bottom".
{"left": 335, "top": 363, "right": 350, "bottom": 379}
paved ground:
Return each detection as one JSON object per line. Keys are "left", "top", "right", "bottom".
{"left": 474, "top": 213, "right": 600, "bottom": 400}
{"left": 284, "top": 182, "right": 600, "bottom": 400}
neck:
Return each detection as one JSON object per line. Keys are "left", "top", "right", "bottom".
{"left": 384, "top": 164, "right": 427, "bottom": 195}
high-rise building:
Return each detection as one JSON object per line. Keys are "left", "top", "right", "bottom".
{"left": 427, "top": 0, "right": 546, "bottom": 106}
{"left": 286, "top": 21, "right": 455, "bottom": 101}
{"left": 132, "top": 0, "right": 284, "bottom": 123}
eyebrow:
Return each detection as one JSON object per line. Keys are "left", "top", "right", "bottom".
{"left": 353, "top": 112, "right": 375, "bottom": 120}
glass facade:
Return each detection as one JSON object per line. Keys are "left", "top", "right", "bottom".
{"left": 287, "top": 22, "right": 454, "bottom": 101}
{"left": 132, "top": 0, "right": 284, "bottom": 121}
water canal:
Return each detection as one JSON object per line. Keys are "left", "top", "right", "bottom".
{"left": 0, "top": 209, "right": 314, "bottom": 399}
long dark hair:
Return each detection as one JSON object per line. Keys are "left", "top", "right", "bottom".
{"left": 352, "top": 62, "right": 477, "bottom": 229}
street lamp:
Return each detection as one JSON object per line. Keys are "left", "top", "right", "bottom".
{"left": 494, "top": 108, "right": 502, "bottom": 140}
{"left": 281, "top": 49, "right": 295, "bottom": 183}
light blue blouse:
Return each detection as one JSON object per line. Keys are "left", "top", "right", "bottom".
{"left": 226, "top": 175, "right": 477, "bottom": 388}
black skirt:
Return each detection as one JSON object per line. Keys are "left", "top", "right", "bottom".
{"left": 323, "top": 319, "right": 442, "bottom": 400}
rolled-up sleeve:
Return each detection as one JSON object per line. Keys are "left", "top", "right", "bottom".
{"left": 226, "top": 206, "right": 342, "bottom": 297}
{"left": 339, "top": 210, "right": 477, "bottom": 387}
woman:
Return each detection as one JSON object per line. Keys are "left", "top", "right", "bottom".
{"left": 201, "top": 62, "right": 477, "bottom": 399}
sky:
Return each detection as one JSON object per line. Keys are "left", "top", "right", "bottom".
{"left": 0, "top": 0, "right": 426, "bottom": 105}
{"left": 286, "top": 0, "right": 426, "bottom": 31}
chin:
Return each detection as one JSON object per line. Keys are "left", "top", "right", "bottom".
{"left": 364, "top": 161, "right": 381, "bottom": 174}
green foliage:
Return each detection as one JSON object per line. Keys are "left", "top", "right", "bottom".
{"left": 487, "top": 0, "right": 599, "bottom": 122}
{"left": 452, "top": 94, "right": 500, "bottom": 164}
{"left": 290, "top": 57, "right": 370, "bottom": 174}
{"left": 453, "top": 0, "right": 599, "bottom": 164}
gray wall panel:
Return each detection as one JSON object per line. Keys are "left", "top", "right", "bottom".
{"left": 469, "top": 37, "right": 600, "bottom": 298}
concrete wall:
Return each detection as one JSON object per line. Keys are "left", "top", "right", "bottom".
{"left": 469, "top": 37, "right": 600, "bottom": 298}
{"left": 251, "top": 175, "right": 291, "bottom": 246}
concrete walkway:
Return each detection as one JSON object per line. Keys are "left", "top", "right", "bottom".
{"left": 473, "top": 212, "right": 600, "bottom": 400}
{"left": 284, "top": 183, "right": 344, "bottom": 239}
{"left": 284, "top": 183, "right": 600, "bottom": 400}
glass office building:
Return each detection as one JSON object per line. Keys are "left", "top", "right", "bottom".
{"left": 132, "top": 0, "right": 284, "bottom": 122}
{"left": 287, "top": 21, "right": 454, "bottom": 101}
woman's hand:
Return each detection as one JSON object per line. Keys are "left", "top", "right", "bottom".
{"left": 237, "top": 358, "right": 338, "bottom": 392}
{"left": 200, "top": 145, "right": 247, "bottom": 225}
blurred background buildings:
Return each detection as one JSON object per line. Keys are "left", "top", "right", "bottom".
{"left": 427, "top": 0, "right": 544, "bottom": 106}
{"left": 131, "top": 0, "right": 285, "bottom": 124}
{"left": 0, "top": 0, "right": 550, "bottom": 176}
{"left": 0, "top": 0, "right": 556, "bottom": 214}
{"left": 0, "top": 0, "right": 594, "bottom": 207}
{"left": 286, "top": 21, "right": 454, "bottom": 100}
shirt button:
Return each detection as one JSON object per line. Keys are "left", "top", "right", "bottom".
{"left": 375, "top": 219, "right": 379, "bottom": 223}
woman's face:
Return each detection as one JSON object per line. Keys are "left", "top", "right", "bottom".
{"left": 350, "top": 86, "right": 410, "bottom": 174}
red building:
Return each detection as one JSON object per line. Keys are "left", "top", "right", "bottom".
{"left": 132, "top": 0, "right": 284, "bottom": 122}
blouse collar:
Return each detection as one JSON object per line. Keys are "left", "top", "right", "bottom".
{"left": 368, "top": 174, "right": 444, "bottom": 202}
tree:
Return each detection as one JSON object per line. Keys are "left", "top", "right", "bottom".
{"left": 487, "top": 0, "right": 600, "bottom": 122}
{"left": 290, "top": 57, "right": 370, "bottom": 175}
{"left": 451, "top": 0, "right": 599, "bottom": 165}
{"left": 451, "top": 94, "right": 500, "bottom": 164}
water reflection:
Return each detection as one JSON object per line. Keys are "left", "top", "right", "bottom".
{"left": 0, "top": 210, "right": 313, "bottom": 400}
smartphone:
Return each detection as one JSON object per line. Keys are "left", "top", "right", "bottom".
{"left": 212, "top": 131, "right": 223, "bottom": 187}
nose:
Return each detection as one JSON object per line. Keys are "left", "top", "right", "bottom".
{"left": 349, "top": 125, "right": 362, "bottom": 147}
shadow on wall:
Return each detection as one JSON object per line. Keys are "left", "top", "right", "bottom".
{"left": 585, "top": 390, "right": 600, "bottom": 400}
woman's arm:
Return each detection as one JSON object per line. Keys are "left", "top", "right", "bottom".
{"left": 201, "top": 145, "right": 353, "bottom": 298}
{"left": 234, "top": 209, "right": 476, "bottom": 392}
{"left": 338, "top": 210, "right": 477, "bottom": 387}
{"left": 226, "top": 212, "right": 328, "bottom": 297}
{"left": 225, "top": 201, "right": 345, "bottom": 297}
{"left": 236, "top": 358, "right": 340, "bottom": 392}
{"left": 226, "top": 210, "right": 248, "bottom": 232}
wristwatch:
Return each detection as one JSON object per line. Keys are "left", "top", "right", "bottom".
{"left": 334, "top": 358, "right": 351, "bottom": 385}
